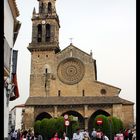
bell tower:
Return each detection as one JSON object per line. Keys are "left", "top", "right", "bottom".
{"left": 27, "top": 0, "right": 60, "bottom": 98}
{"left": 28, "top": 0, "right": 60, "bottom": 52}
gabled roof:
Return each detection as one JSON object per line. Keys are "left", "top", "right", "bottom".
{"left": 58, "top": 43, "right": 92, "bottom": 58}
{"left": 95, "top": 81, "right": 121, "bottom": 93}
{"left": 25, "top": 96, "right": 134, "bottom": 106}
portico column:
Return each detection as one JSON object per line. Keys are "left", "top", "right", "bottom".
{"left": 54, "top": 106, "right": 58, "bottom": 118}
{"left": 84, "top": 105, "right": 89, "bottom": 129}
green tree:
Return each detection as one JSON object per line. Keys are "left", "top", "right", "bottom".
{"left": 40, "top": 118, "right": 49, "bottom": 140}
{"left": 34, "top": 120, "right": 41, "bottom": 134}
{"left": 55, "top": 117, "right": 65, "bottom": 138}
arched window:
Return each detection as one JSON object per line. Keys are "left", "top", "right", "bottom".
{"left": 37, "top": 24, "right": 42, "bottom": 42}
{"left": 48, "top": 2, "right": 52, "bottom": 13}
{"left": 46, "top": 24, "right": 51, "bottom": 42}
{"left": 39, "top": 2, "right": 44, "bottom": 13}
{"left": 45, "top": 68, "right": 48, "bottom": 74}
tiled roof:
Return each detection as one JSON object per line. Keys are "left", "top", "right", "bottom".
{"left": 25, "top": 96, "right": 133, "bottom": 106}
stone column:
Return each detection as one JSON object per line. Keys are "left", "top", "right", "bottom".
{"left": 54, "top": 106, "right": 58, "bottom": 118}
{"left": 84, "top": 105, "right": 89, "bottom": 129}
{"left": 42, "top": 24, "right": 46, "bottom": 43}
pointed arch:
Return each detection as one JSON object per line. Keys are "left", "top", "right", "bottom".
{"left": 37, "top": 24, "right": 42, "bottom": 42}
{"left": 35, "top": 112, "right": 52, "bottom": 121}
{"left": 48, "top": 2, "right": 52, "bottom": 13}
{"left": 46, "top": 24, "right": 51, "bottom": 42}
{"left": 61, "top": 110, "right": 85, "bottom": 139}
{"left": 39, "top": 2, "right": 44, "bottom": 13}
{"left": 43, "top": 64, "right": 51, "bottom": 74}
{"left": 61, "top": 110, "right": 85, "bottom": 128}
{"left": 88, "top": 109, "right": 110, "bottom": 132}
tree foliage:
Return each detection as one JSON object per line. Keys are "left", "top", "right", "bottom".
{"left": 93, "top": 115, "right": 124, "bottom": 139}
{"left": 34, "top": 116, "right": 80, "bottom": 140}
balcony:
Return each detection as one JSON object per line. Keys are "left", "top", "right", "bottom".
{"left": 4, "top": 38, "right": 11, "bottom": 76}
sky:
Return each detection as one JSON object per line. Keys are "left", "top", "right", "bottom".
{"left": 9, "top": 0, "right": 136, "bottom": 118}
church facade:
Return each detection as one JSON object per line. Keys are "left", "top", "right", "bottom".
{"left": 23, "top": 0, "right": 134, "bottom": 130}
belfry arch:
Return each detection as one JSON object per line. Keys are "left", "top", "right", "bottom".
{"left": 88, "top": 109, "right": 110, "bottom": 132}
{"left": 61, "top": 110, "right": 85, "bottom": 128}
{"left": 35, "top": 112, "right": 52, "bottom": 121}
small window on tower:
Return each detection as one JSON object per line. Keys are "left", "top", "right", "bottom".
{"left": 48, "top": 2, "right": 52, "bottom": 13}
{"left": 45, "top": 68, "right": 48, "bottom": 74}
{"left": 82, "top": 90, "right": 85, "bottom": 96}
{"left": 37, "top": 24, "right": 42, "bottom": 42}
{"left": 46, "top": 24, "right": 51, "bottom": 42}
{"left": 58, "top": 90, "right": 61, "bottom": 96}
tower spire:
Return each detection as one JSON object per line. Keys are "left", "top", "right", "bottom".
{"left": 32, "top": 7, "right": 36, "bottom": 16}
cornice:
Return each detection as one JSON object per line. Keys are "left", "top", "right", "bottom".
{"left": 8, "top": 0, "right": 19, "bottom": 19}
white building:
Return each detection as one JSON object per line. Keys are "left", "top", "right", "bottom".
{"left": 9, "top": 104, "right": 25, "bottom": 131}
{"left": 4, "top": 0, "right": 21, "bottom": 139}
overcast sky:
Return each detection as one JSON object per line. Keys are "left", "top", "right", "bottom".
{"left": 9, "top": 0, "right": 136, "bottom": 118}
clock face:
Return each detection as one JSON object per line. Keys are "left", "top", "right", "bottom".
{"left": 42, "top": 20, "right": 46, "bottom": 24}
{"left": 57, "top": 57, "right": 85, "bottom": 85}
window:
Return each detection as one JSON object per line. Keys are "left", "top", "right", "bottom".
{"left": 38, "top": 24, "right": 42, "bottom": 42}
{"left": 39, "top": 2, "right": 44, "bottom": 13}
{"left": 100, "top": 89, "right": 107, "bottom": 95}
{"left": 58, "top": 90, "right": 61, "bottom": 96}
{"left": 45, "top": 68, "right": 48, "bottom": 74}
{"left": 82, "top": 90, "right": 85, "bottom": 96}
{"left": 48, "top": 2, "right": 52, "bottom": 13}
{"left": 46, "top": 24, "right": 51, "bottom": 42}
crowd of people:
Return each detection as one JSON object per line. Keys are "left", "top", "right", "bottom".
{"left": 9, "top": 128, "right": 43, "bottom": 140}
{"left": 8, "top": 127, "right": 136, "bottom": 140}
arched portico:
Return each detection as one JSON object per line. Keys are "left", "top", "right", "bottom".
{"left": 35, "top": 112, "right": 52, "bottom": 121}
{"left": 61, "top": 110, "right": 85, "bottom": 129}
{"left": 88, "top": 109, "right": 110, "bottom": 132}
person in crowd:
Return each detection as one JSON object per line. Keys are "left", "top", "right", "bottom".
{"left": 17, "top": 129, "right": 21, "bottom": 140}
{"left": 21, "top": 130, "right": 28, "bottom": 140}
{"left": 10, "top": 129, "right": 15, "bottom": 140}
{"left": 51, "top": 132, "right": 60, "bottom": 140}
{"left": 101, "top": 133, "right": 109, "bottom": 140}
{"left": 26, "top": 130, "right": 31, "bottom": 140}
{"left": 61, "top": 132, "right": 69, "bottom": 140}
{"left": 128, "top": 129, "right": 133, "bottom": 140}
{"left": 83, "top": 129, "right": 90, "bottom": 140}
{"left": 38, "top": 133, "right": 43, "bottom": 140}
{"left": 132, "top": 130, "right": 136, "bottom": 140}
{"left": 123, "top": 129, "right": 129, "bottom": 140}
{"left": 96, "top": 129, "right": 103, "bottom": 140}
{"left": 13, "top": 130, "right": 18, "bottom": 140}
{"left": 114, "top": 133, "right": 118, "bottom": 140}
{"left": 91, "top": 128, "right": 97, "bottom": 140}
{"left": 72, "top": 128, "right": 83, "bottom": 140}
{"left": 116, "top": 130, "right": 124, "bottom": 140}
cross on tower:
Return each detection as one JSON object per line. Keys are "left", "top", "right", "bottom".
{"left": 69, "top": 38, "right": 73, "bottom": 44}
